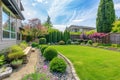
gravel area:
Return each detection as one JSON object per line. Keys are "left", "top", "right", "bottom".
{"left": 36, "top": 49, "right": 75, "bottom": 80}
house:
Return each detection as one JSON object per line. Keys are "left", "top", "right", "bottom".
{"left": 0, "top": 0, "right": 25, "bottom": 51}
{"left": 68, "top": 25, "right": 96, "bottom": 33}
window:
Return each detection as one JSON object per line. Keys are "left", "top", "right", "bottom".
{"left": 2, "top": 9, "right": 16, "bottom": 39}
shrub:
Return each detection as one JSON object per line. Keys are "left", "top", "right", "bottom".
{"left": 22, "top": 73, "right": 49, "bottom": 80}
{"left": 87, "top": 40, "right": 93, "bottom": 45}
{"left": 11, "top": 59, "right": 23, "bottom": 65}
{"left": 8, "top": 51, "right": 24, "bottom": 60}
{"left": 111, "top": 44, "right": 118, "bottom": 48}
{"left": 71, "top": 41, "right": 79, "bottom": 45}
{"left": 11, "top": 59, "right": 23, "bottom": 68}
{"left": 26, "top": 35, "right": 32, "bottom": 42}
{"left": 31, "top": 42, "right": 39, "bottom": 48}
{"left": 39, "top": 38, "right": 47, "bottom": 44}
{"left": 43, "top": 47, "right": 58, "bottom": 61}
{"left": 41, "top": 46, "right": 48, "bottom": 55}
{"left": 92, "top": 43, "right": 99, "bottom": 47}
{"left": 19, "top": 42, "right": 28, "bottom": 49}
{"left": 50, "top": 57, "right": 67, "bottom": 73}
{"left": 66, "top": 39, "right": 72, "bottom": 44}
{"left": 10, "top": 45, "right": 23, "bottom": 52}
{"left": 0, "top": 55, "right": 5, "bottom": 66}
{"left": 58, "top": 40, "right": 65, "bottom": 45}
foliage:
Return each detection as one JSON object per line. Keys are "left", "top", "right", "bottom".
{"left": 39, "top": 38, "right": 47, "bottom": 44}
{"left": 63, "top": 30, "right": 70, "bottom": 43}
{"left": 10, "top": 45, "right": 23, "bottom": 52}
{"left": 58, "top": 40, "right": 65, "bottom": 45}
{"left": 66, "top": 39, "right": 72, "bottom": 44}
{"left": 22, "top": 73, "right": 49, "bottom": 80}
{"left": 26, "top": 35, "right": 32, "bottom": 42}
{"left": 112, "top": 21, "right": 120, "bottom": 33}
{"left": 53, "top": 45, "right": 120, "bottom": 80}
{"left": 19, "top": 42, "right": 28, "bottom": 49}
{"left": 41, "top": 46, "right": 48, "bottom": 55}
{"left": 92, "top": 43, "right": 99, "bottom": 47}
{"left": 96, "top": 0, "right": 115, "bottom": 33}
{"left": 89, "top": 32, "right": 107, "bottom": 39}
{"left": 31, "top": 42, "right": 39, "bottom": 48}
{"left": 43, "top": 16, "right": 52, "bottom": 28}
{"left": 0, "top": 55, "right": 5, "bottom": 66}
{"left": 86, "top": 30, "right": 96, "bottom": 35}
{"left": 87, "top": 40, "right": 93, "bottom": 45}
{"left": 72, "top": 41, "right": 79, "bottom": 45}
{"left": 50, "top": 57, "right": 67, "bottom": 73}
{"left": 111, "top": 44, "right": 118, "bottom": 48}
{"left": 8, "top": 51, "right": 24, "bottom": 60}
{"left": 43, "top": 47, "right": 58, "bottom": 61}
{"left": 11, "top": 59, "right": 23, "bottom": 65}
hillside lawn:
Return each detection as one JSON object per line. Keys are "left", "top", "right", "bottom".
{"left": 52, "top": 45, "right": 120, "bottom": 80}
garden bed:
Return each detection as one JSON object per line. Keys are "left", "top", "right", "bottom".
{"left": 36, "top": 49, "right": 76, "bottom": 80}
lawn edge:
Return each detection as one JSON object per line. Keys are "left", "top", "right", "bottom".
{"left": 58, "top": 52, "right": 80, "bottom": 80}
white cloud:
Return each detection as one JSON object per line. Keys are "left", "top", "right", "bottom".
{"left": 32, "top": 3, "right": 37, "bottom": 6}
{"left": 72, "top": 19, "right": 85, "bottom": 23}
{"left": 48, "top": 0, "right": 73, "bottom": 23}
{"left": 115, "top": 3, "right": 120, "bottom": 10}
{"left": 36, "top": 0, "right": 43, "bottom": 3}
{"left": 53, "top": 25, "right": 68, "bottom": 31}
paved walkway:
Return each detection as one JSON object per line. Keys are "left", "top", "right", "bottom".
{"left": 3, "top": 49, "right": 38, "bottom": 80}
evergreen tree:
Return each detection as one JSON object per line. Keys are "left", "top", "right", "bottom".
{"left": 43, "top": 16, "right": 52, "bottom": 28}
{"left": 96, "top": 0, "right": 115, "bottom": 33}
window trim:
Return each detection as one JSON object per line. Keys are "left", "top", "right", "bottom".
{"left": 2, "top": 8, "right": 17, "bottom": 40}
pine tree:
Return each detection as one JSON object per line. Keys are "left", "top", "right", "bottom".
{"left": 96, "top": 0, "right": 115, "bottom": 33}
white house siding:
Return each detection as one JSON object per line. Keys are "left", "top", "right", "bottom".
{"left": 0, "top": 1, "right": 23, "bottom": 51}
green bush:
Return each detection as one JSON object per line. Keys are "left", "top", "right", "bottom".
{"left": 19, "top": 42, "right": 28, "bottom": 49}
{"left": 58, "top": 40, "right": 65, "bottom": 45}
{"left": 66, "top": 39, "right": 72, "bottom": 44}
{"left": 72, "top": 41, "right": 79, "bottom": 45}
{"left": 41, "top": 46, "right": 48, "bottom": 55}
{"left": 31, "top": 42, "right": 39, "bottom": 48}
{"left": 26, "top": 35, "right": 32, "bottom": 42}
{"left": 11, "top": 59, "right": 23, "bottom": 65}
{"left": 8, "top": 51, "right": 24, "bottom": 60}
{"left": 10, "top": 45, "right": 23, "bottom": 52}
{"left": 50, "top": 57, "right": 67, "bottom": 73}
{"left": 0, "top": 55, "right": 5, "bottom": 66}
{"left": 22, "top": 73, "right": 49, "bottom": 80}
{"left": 92, "top": 43, "right": 99, "bottom": 47}
{"left": 43, "top": 47, "right": 58, "bottom": 61}
{"left": 39, "top": 38, "right": 47, "bottom": 44}
{"left": 87, "top": 40, "right": 93, "bottom": 45}
{"left": 111, "top": 44, "right": 118, "bottom": 48}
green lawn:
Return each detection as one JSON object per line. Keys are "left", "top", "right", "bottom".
{"left": 52, "top": 45, "right": 120, "bottom": 80}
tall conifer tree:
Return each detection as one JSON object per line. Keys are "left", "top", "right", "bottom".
{"left": 96, "top": 0, "right": 115, "bottom": 33}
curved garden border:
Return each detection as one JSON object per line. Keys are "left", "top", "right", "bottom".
{"left": 58, "top": 53, "right": 80, "bottom": 80}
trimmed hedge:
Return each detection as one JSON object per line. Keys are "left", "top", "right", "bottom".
{"left": 41, "top": 46, "right": 48, "bottom": 55}
{"left": 31, "top": 42, "right": 39, "bottom": 48}
{"left": 43, "top": 47, "right": 58, "bottom": 61}
{"left": 50, "top": 57, "right": 67, "bottom": 73}
{"left": 39, "top": 38, "right": 46, "bottom": 44}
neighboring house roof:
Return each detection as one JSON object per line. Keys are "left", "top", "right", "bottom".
{"left": 69, "top": 25, "right": 96, "bottom": 29}
{"left": 2, "top": 0, "right": 25, "bottom": 20}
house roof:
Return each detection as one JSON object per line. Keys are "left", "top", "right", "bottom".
{"left": 2, "top": 0, "right": 25, "bottom": 20}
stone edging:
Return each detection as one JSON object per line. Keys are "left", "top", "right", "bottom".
{"left": 58, "top": 53, "right": 80, "bottom": 80}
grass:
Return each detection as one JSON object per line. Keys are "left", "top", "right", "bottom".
{"left": 52, "top": 45, "right": 120, "bottom": 80}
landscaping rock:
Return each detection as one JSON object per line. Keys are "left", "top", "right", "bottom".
{"left": 0, "top": 67, "right": 12, "bottom": 80}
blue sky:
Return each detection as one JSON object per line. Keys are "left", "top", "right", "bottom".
{"left": 22, "top": 0, "right": 120, "bottom": 31}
